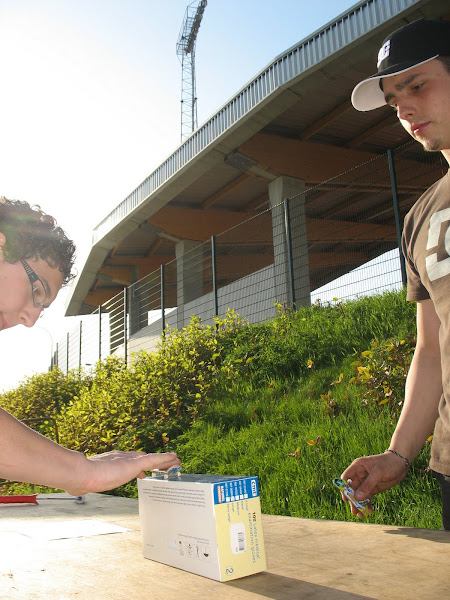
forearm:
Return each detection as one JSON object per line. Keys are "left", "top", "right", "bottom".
{"left": 0, "top": 407, "right": 88, "bottom": 491}
{"left": 0, "top": 407, "right": 180, "bottom": 496}
{"left": 389, "top": 347, "right": 442, "bottom": 462}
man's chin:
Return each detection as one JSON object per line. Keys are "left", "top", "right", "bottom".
{"left": 413, "top": 136, "right": 444, "bottom": 152}
{"left": 417, "top": 136, "right": 444, "bottom": 153}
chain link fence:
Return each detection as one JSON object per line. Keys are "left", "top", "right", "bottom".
{"left": 53, "top": 141, "right": 447, "bottom": 373}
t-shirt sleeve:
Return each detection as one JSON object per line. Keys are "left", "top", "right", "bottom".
{"left": 401, "top": 229, "right": 430, "bottom": 302}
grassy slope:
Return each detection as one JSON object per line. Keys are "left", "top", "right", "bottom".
{"left": 172, "top": 291, "right": 442, "bottom": 529}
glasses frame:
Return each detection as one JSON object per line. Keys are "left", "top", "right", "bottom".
{"left": 20, "top": 259, "right": 49, "bottom": 309}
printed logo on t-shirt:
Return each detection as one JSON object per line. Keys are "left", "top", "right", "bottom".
{"left": 425, "top": 208, "right": 450, "bottom": 281}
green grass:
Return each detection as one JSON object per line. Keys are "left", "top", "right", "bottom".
{"left": 172, "top": 331, "right": 441, "bottom": 529}
{"left": 172, "top": 370, "right": 441, "bottom": 528}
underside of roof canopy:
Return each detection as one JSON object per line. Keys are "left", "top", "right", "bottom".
{"left": 65, "top": 0, "right": 450, "bottom": 316}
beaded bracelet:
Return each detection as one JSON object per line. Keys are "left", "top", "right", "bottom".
{"left": 385, "top": 448, "right": 410, "bottom": 469}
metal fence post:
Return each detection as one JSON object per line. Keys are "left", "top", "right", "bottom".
{"left": 284, "top": 197, "right": 296, "bottom": 308}
{"left": 123, "top": 287, "right": 128, "bottom": 366}
{"left": 387, "top": 148, "right": 407, "bottom": 287}
{"left": 48, "top": 331, "right": 53, "bottom": 371}
{"left": 78, "top": 320, "right": 83, "bottom": 373}
{"left": 66, "top": 332, "right": 69, "bottom": 375}
{"left": 161, "top": 264, "right": 166, "bottom": 335}
{"left": 98, "top": 305, "right": 102, "bottom": 362}
{"left": 211, "top": 235, "right": 219, "bottom": 319}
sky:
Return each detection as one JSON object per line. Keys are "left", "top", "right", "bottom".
{"left": 0, "top": 0, "right": 359, "bottom": 391}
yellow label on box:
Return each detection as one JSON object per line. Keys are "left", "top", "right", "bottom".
{"left": 214, "top": 495, "right": 265, "bottom": 580}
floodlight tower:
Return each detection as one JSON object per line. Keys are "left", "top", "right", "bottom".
{"left": 176, "top": 0, "right": 207, "bottom": 142}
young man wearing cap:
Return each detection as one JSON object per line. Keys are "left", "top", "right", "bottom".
{"left": 341, "top": 18, "right": 450, "bottom": 530}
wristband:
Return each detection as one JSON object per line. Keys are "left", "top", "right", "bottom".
{"left": 385, "top": 448, "right": 410, "bottom": 469}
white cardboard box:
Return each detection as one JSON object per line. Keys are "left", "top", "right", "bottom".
{"left": 138, "top": 473, "right": 266, "bottom": 581}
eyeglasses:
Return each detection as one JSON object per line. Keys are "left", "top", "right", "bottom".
{"left": 20, "top": 259, "right": 49, "bottom": 309}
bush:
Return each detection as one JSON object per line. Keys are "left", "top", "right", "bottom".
{"left": 0, "top": 367, "right": 85, "bottom": 438}
{"left": 349, "top": 336, "right": 416, "bottom": 421}
{"left": 58, "top": 312, "right": 246, "bottom": 455}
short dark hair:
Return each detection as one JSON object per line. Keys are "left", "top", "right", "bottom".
{"left": 380, "top": 55, "right": 450, "bottom": 92}
{"left": 437, "top": 55, "right": 450, "bottom": 73}
{"left": 0, "top": 197, "right": 76, "bottom": 285}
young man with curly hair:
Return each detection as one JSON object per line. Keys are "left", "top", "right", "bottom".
{"left": 0, "top": 197, "right": 179, "bottom": 495}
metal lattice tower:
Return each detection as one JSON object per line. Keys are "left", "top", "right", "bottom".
{"left": 176, "top": 0, "right": 207, "bottom": 142}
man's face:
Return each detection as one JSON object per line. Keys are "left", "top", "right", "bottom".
{"left": 382, "top": 59, "right": 450, "bottom": 160}
{"left": 0, "top": 248, "right": 63, "bottom": 331}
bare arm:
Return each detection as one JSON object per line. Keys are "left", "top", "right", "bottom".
{"left": 389, "top": 298, "right": 442, "bottom": 457}
{"left": 0, "top": 407, "right": 180, "bottom": 496}
{"left": 341, "top": 298, "right": 442, "bottom": 513}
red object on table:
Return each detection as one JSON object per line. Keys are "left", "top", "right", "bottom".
{"left": 0, "top": 494, "right": 39, "bottom": 504}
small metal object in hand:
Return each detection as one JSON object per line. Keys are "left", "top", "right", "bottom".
{"left": 151, "top": 466, "right": 182, "bottom": 480}
{"left": 333, "top": 477, "right": 371, "bottom": 517}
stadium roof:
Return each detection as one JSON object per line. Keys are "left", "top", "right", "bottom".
{"left": 66, "top": 0, "right": 450, "bottom": 316}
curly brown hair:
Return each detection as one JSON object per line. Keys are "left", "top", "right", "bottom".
{"left": 0, "top": 197, "right": 76, "bottom": 285}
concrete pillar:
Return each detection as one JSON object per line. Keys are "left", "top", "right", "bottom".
{"left": 269, "top": 176, "right": 310, "bottom": 308}
{"left": 175, "top": 239, "right": 203, "bottom": 328}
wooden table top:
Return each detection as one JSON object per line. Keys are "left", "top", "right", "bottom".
{"left": 0, "top": 492, "right": 448, "bottom": 599}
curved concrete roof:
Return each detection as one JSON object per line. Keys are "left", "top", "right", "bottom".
{"left": 65, "top": 0, "right": 450, "bottom": 316}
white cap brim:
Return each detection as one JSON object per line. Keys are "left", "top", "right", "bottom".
{"left": 351, "top": 55, "right": 438, "bottom": 112}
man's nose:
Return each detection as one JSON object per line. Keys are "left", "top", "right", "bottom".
{"left": 396, "top": 97, "right": 416, "bottom": 121}
{"left": 19, "top": 305, "right": 43, "bottom": 328}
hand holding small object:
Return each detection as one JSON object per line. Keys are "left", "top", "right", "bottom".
{"left": 333, "top": 477, "right": 372, "bottom": 518}
{"left": 339, "top": 451, "right": 410, "bottom": 517}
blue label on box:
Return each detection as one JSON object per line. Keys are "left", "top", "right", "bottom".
{"left": 213, "top": 477, "right": 259, "bottom": 504}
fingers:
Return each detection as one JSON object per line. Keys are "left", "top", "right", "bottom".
{"left": 81, "top": 451, "right": 181, "bottom": 495}
{"left": 341, "top": 493, "right": 371, "bottom": 518}
{"left": 117, "top": 451, "right": 180, "bottom": 473}
{"left": 89, "top": 451, "right": 179, "bottom": 465}
{"left": 349, "top": 500, "right": 373, "bottom": 518}
{"left": 352, "top": 473, "right": 377, "bottom": 501}
{"left": 341, "top": 457, "right": 381, "bottom": 499}
{"left": 341, "top": 461, "right": 370, "bottom": 491}
{"left": 141, "top": 452, "right": 181, "bottom": 471}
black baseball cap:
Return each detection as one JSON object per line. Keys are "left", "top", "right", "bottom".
{"left": 351, "top": 18, "right": 450, "bottom": 112}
